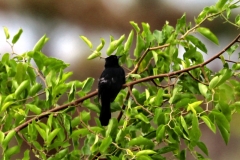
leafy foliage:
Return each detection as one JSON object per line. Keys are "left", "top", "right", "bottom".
{"left": 0, "top": 0, "right": 240, "bottom": 159}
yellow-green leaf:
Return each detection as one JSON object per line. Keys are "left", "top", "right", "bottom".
{"left": 197, "top": 27, "right": 219, "bottom": 45}
{"left": 96, "top": 38, "right": 105, "bottom": 51}
{"left": 187, "top": 101, "right": 203, "bottom": 115}
{"left": 80, "top": 36, "right": 93, "bottom": 49}
{"left": 106, "top": 35, "right": 125, "bottom": 55}
{"left": 3, "top": 27, "right": 10, "bottom": 39}
{"left": 124, "top": 30, "right": 134, "bottom": 52}
{"left": 87, "top": 50, "right": 101, "bottom": 60}
{"left": 15, "top": 80, "right": 30, "bottom": 97}
{"left": 26, "top": 104, "right": 42, "bottom": 115}
{"left": 12, "top": 28, "right": 23, "bottom": 44}
{"left": 33, "top": 35, "right": 48, "bottom": 52}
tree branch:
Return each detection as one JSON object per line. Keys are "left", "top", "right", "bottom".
{"left": 4, "top": 33, "right": 240, "bottom": 135}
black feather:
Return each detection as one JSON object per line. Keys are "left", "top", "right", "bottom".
{"left": 98, "top": 55, "right": 125, "bottom": 126}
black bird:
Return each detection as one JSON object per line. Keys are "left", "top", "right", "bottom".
{"left": 98, "top": 55, "right": 125, "bottom": 126}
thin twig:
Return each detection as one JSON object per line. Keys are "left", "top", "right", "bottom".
{"left": 217, "top": 57, "right": 239, "bottom": 64}
{"left": 186, "top": 71, "right": 209, "bottom": 85}
{"left": 128, "top": 86, "right": 153, "bottom": 116}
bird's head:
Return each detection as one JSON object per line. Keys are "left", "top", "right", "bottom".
{"left": 104, "top": 55, "right": 122, "bottom": 67}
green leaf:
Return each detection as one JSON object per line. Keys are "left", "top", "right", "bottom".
{"left": 217, "top": 68, "right": 233, "bottom": 85}
{"left": 198, "top": 83, "right": 208, "bottom": 97}
{"left": 235, "top": 15, "right": 240, "bottom": 26}
{"left": 158, "top": 146, "right": 176, "bottom": 154}
{"left": 156, "top": 125, "right": 165, "bottom": 142}
{"left": 153, "top": 30, "right": 164, "bottom": 44}
{"left": 153, "top": 108, "right": 164, "bottom": 125}
{"left": 37, "top": 122, "right": 49, "bottom": 132}
{"left": 136, "top": 155, "right": 154, "bottom": 160}
{"left": 2, "top": 130, "right": 16, "bottom": 150}
{"left": 186, "top": 35, "right": 207, "bottom": 53}
{"left": 134, "top": 34, "right": 145, "bottom": 58}
{"left": 15, "top": 80, "right": 30, "bottom": 97}
{"left": 71, "top": 128, "right": 89, "bottom": 138}
{"left": 68, "top": 82, "right": 76, "bottom": 102}
{"left": 200, "top": 115, "right": 216, "bottom": 133}
{"left": 34, "top": 124, "right": 46, "bottom": 141}
{"left": 106, "top": 35, "right": 125, "bottom": 55}
{"left": 32, "top": 141, "right": 42, "bottom": 150}
{"left": 152, "top": 51, "right": 158, "bottom": 64}
{"left": 71, "top": 116, "right": 80, "bottom": 128}
{"left": 230, "top": 100, "right": 240, "bottom": 113}
{"left": 83, "top": 99, "right": 100, "bottom": 113}
{"left": 196, "top": 6, "right": 218, "bottom": 24}
{"left": 216, "top": 0, "right": 228, "bottom": 9}
{"left": 232, "top": 63, "right": 240, "bottom": 71}
{"left": 54, "top": 148, "right": 68, "bottom": 159}
{"left": 197, "top": 141, "right": 208, "bottom": 156}
{"left": 82, "top": 77, "right": 94, "bottom": 93}
{"left": 23, "top": 150, "right": 30, "bottom": 160}
{"left": 227, "top": 44, "right": 239, "bottom": 56}
{"left": 3, "top": 27, "right": 10, "bottom": 39}
{"left": 124, "top": 30, "right": 134, "bottom": 53}
{"left": 197, "top": 27, "right": 219, "bottom": 45}
{"left": 80, "top": 36, "right": 93, "bottom": 49}
{"left": 12, "top": 28, "right": 23, "bottom": 44}
{"left": 0, "top": 131, "right": 4, "bottom": 143}
{"left": 29, "top": 83, "right": 42, "bottom": 96}
{"left": 142, "top": 22, "right": 153, "bottom": 46}
{"left": 187, "top": 101, "right": 203, "bottom": 115}
{"left": 145, "top": 89, "right": 150, "bottom": 100}
{"left": 190, "top": 115, "right": 201, "bottom": 144}
{"left": 209, "top": 76, "right": 219, "bottom": 89}
{"left": 33, "top": 35, "right": 48, "bottom": 51}
{"left": 183, "top": 47, "right": 203, "bottom": 64}
{"left": 1, "top": 101, "right": 14, "bottom": 112}
{"left": 135, "top": 113, "right": 149, "bottom": 124}
{"left": 5, "top": 145, "right": 20, "bottom": 158}
{"left": 115, "top": 129, "right": 125, "bottom": 143}
{"left": 176, "top": 13, "right": 186, "bottom": 33}
{"left": 47, "top": 114, "right": 53, "bottom": 129}
{"left": 212, "top": 110, "right": 230, "bottom": 144}
{"left": 80, "top": 110, "right": 91, "bottom": 124}
{"left": 218, "top": 100, "right": 231, "bottom": 122}
{"left": 179, "top": 149, "right": 186, "bottom": 160}
{"left": 90, "top": 126, "right": 104, "bottom": 133}
{"left": 96, "top": 38, "right": 105, "bottom": 51}
{"left": 27, "top": 66, "right": 36, "bottom": 84}
{"left": 129, "top": 74, "right": 141, "bottom": 79}
{"left": 99, "top": 136, "right": 112, "bottom": 154}
{"left": 46, "top": 128, "right": 61, "bottom": 145}
{"left": 130, "top": 21, "right": 140, "bottom": 33}
{"left": 90, "top": 135, "right": 100, "bottom": 153}
{"left": 136, "top": 150, "right": 156, "bottom": 156}
{"left": 154, "top": 88, "right": 163, "bottom": 106}
{"left": 87, "top": 50, "right": 101, "bottom": 60}
{"left": 106, "top": 118, "right": 118, "bottom": 137}
{"left": 61, "top": 72, "right": 73, "bottom": 83}
{"left": 2, "top": 53, "right": 10, "bottom": 64}
{"left": 129, "top": 136, "right": 154, "bottom": 149}
{"left": 180, "top": 116, "right": 189, "bottom": 135}
{"left": 26, "top": 104, "right": 42, "bottom": 115}
{"left": 209, "top": 68, "right": 233, "bottom": 89}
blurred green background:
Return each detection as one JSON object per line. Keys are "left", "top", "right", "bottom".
{"left": 0, "top": 0, "right": 240, "bottom": 159}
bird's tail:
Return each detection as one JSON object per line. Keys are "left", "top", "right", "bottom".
{"left": 100, "top": 96, "right": 111, "bottom": 126}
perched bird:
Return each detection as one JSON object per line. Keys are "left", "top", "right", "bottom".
{"left": 98, "top": 55, "right": 125, "bottom": 126}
